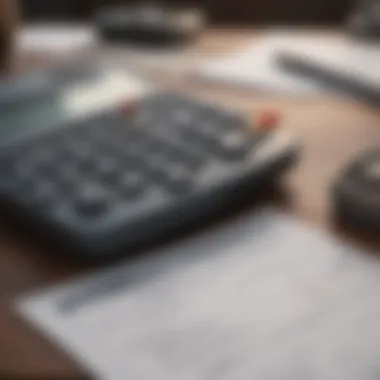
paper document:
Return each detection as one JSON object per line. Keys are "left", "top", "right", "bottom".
{"left": 17, "top": 25, "right": 97, "bottom": 54}
{"left": 278, "top": 36, "right": 380, "bottom": 87}
{"left": 196, "top": 33, "right": 330, "bottom": 95}
{"left": 16, "top": 208, "right": 380, "bottom": 380}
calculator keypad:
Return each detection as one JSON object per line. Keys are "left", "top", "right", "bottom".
{"left": 0, "top": 93, "right": 268, "bottom": 226}
{"left": 73, "top": 183, "right": 111, "bottom": 218}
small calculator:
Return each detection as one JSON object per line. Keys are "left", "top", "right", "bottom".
{"left": 0, "top": 67, "right": 298, "bottom": 260}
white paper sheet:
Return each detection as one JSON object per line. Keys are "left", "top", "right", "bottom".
{"left": 281, "top": 36, "right": 380, "bottom": 87}
{"left": 16, "top": 208, "right": 380, "bottom": 380}
{"left": 17, "top": 25, "right": 97, "bottom": 54}
{"left": 196, "top": 33, "right": 329, "bottom": 95}
{"left": 197, "top": 32, "right": 380, "bottom": 95}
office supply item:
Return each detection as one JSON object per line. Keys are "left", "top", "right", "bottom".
{"left": 0, "top": 70, "right": 297, "bottom": 259}
{"left": 195, "top": 34, "right": 326, "bottom": 95}
{"left": 347, "top": 0, "right": 380, "bottom": 40}
{"left": 17, "top": 208, "right": 380, "bottom": 380}
{"left": 334, "top": 148, "right": 380, "bottom": 233}
{"left": 95, "top": 5, "right": 203, "bottom": 48}
{"left": 17, "top": 25, "right": 96, "bottom": 55}
{"left": 277, "top": 36, "right": 380, "bottom": 105}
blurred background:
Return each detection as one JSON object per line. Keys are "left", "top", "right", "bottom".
{"left": 22, "top": 0, "right": 351, "bottom": 24}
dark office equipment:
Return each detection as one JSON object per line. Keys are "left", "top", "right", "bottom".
{"left": 334, "top": 148, "right": 380, "bottom": 233}
{"left": 95, "top": 5, "right": 204, "bottom": 47}
{"left": 0, "top": 66, "right": 298, "bottom": 260}
{"left": 347, "top": 0, "right": 380, "bottom": 39}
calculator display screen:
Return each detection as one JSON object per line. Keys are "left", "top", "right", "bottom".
{"left": 0, "top": 70, "right": 149, "bottom": 145}
{"left": 0, "top": 100, "right": 66, "bottom": 141}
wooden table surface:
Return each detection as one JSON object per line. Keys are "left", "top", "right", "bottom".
{"left": 2, "top": 28, "right": 380, "bottom": 378}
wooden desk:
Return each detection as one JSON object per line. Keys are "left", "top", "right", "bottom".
{"left": 2, "top": 28, "right": 380, "bottom": 378}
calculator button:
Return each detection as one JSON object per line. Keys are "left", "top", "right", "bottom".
{"left": 161, "top": 164, "right": 193, "bottom": 193}
{"left": 55, "top": 166, "right": 81, "bottom": 191}
{"left": 172, "top": 109, "right": 193, "bottom": 125}
{"left": 96, "top": 157, "right": 119, "bottom": 182}
{"left": 0, "top": 154, "right": 12, "bottom": 171}
{"left": 216, "top": 112, "right": 244, "bottom": 128}
{"left": 220, "top": 131, "right": 248, "bottom": 150}
{"left": 65, "top": 141, "right": 94, "bottom": 161}
{"left": 257, "top": 109, "right": 280, "bottom": 131}
{"left": 22, "top": 180, "right": 58, "bottom": 207}
{"left": 73, "top": 184, "right": 110, "bottom": 217}
{"left": 13, "top": 160, "right": 35, "bottom": 181}
{"left": 120, "top": 151, "right": 141, "bottom": 168}
{"left": 119, "top": 172, "right": 146, "bottom": 198}
{"left": 146, "top": 151, "right": 172, "bottom": 171}
{"left": 106, "top": 119, "right": 132, "bottom": 137}
{"left": 178, "top": 126, "right": 203, "bottom": 143}
{"left": 34, "top": 161, "right": 57, "bottom": 178}
{"left": 215, "top": 131, "right": 264, "bottom": 160}
{"left": 32, "top": 145, "right": 55, "bottom": 164}
{"left": 90, "top": 124, "right": 112, "bottom": 141}
{"left": 164, "top": 144, "right": 205, "bottom": 171}
{"left": 102, "top": 138, "right": 124, "bottom": 153}
{"left": 34, "top": 181, "right": 57, "bottom": 201}
{"left": 199, "top": 121, "right": 218, "bottom": 136}
{"left": 124, "top": 143, "right": 146, "bottom": 161}
{"left": 0, "top": 176, "right": 20, "bottom": 194}
{"left": 135, "top": 108, "right": 154, "bottom": 127}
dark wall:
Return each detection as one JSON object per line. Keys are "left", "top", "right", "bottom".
{"left": 22, "top": 0, "right": 351, "bottom": 24}
{"left": 22, "top": 0, "right": 89, "bottom": 20}
{"left": 208, "top": 0, "right": 351, "bottom": 24}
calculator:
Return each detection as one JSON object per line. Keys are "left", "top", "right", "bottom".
{"left": 0, "top": 66, "right": 298, "bottom": 260}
